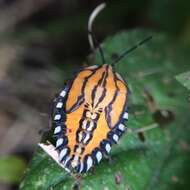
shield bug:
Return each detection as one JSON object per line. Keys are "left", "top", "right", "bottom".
{"left": 39, "top": 3, "right": 152, "bottom": 174}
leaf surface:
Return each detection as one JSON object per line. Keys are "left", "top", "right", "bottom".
{"left": 20, "top": 30, "right": 190, "bottom": 190}
{"left": 176, "top": 71, "right": 190, "bottom": 90}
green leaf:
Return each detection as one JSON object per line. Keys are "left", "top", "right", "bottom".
{"left": 20, "top": 29, "right": 190, "bottom": 190}
{"left": 176, "top": 71, "right": 190, "bottom": 90}
{"left": 0, "top": 156, "right": 27, "bottom": 184}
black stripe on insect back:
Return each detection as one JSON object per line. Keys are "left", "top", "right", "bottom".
{"left": 112, "top": 72, "right": 128, "bottom": 127}
{"left": 95, "top": 65, "right": 109, "bottom": 108}
{"left": 74, "top": 144, "right": 85, "bottom": 155}
{"left": 66, "top": 66, "right": 101, "bottom": 113}
{"left": 105, "top": 72, "right": 120, "bottom": 129}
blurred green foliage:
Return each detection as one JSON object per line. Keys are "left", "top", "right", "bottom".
{"left": 20, "top": 30, "right": 190, "bottom": 190}
{"left": 176, "top": 71, "right": 190, "bottom": 90}
{"left": 0, "top": 156, "right": 27, "bottom": 184}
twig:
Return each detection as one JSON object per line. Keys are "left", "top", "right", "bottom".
{"left": 128, "top": 123, "right": 159, "bottom": 134}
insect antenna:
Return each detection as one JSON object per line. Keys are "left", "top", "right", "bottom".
{"left": 111, "top": 36, "right": 152, "bottom": 66}
{"left": 88, "top": 3, "right": 106, "bottom": 64}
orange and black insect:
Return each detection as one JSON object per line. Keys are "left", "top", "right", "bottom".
{"left": 52, "top": 3, "right": 151, "bottom": 173}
